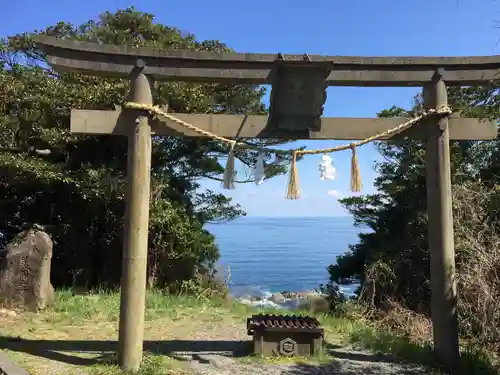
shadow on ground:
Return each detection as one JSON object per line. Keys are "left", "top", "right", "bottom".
{"left": 285, "top": 362, "right": 427, "bottom": 375}
{"left": 0, "top": 335, "right": 251, "bottom": 366}
{"left": 2, "top": 336, "right": 497, "bottom": 374}
{"left": 0, "top": 336, "right": 430, "bottom": 374}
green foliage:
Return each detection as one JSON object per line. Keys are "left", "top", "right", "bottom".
{"left": 0, "top": 7, "right": 292, "bottom": 289}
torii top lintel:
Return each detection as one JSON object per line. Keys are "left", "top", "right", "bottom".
{"left": 35, "top": 36, "right": 500, "bottom": 87}
{"left": 34, "top": 36, "right": 499, "bottom": 140}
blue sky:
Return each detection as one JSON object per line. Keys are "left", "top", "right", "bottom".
{"left": 2, "top": 0, "right": 499, "bottom": 216}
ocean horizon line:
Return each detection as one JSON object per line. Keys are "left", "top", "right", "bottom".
{"left": 232, "top": 215, "right": 352, "bottom": 219}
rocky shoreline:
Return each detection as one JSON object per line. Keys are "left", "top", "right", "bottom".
{"left": 234, "top": 290, "right": 332, "bottom": 312}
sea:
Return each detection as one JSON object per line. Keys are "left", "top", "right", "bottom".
{"left": 205, "top": 216, "right": 362, "bottom": 300}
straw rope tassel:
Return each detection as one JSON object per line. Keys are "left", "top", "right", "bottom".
{"left": 286, "top": 151, "right": 300, "bottom": 199}
{"left": 223, "top": 141, "right": 236, "bottom": 190}
{"left": 350, "top": 144, "right": 362, "bottom": 192}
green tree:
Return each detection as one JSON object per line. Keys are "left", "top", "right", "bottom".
{"left": 0, "top": 7, "right": 292, "bottom": 289}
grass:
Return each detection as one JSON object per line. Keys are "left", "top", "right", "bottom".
{"left": 347, "top": 319, "right": 500, "bottom": 375}
{"left": 0, "top": 289, "right": 498, "bottom": 374}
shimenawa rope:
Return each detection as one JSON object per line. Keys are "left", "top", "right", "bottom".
{"left": 123, "top": 102, "right": 452, "bottom": 199}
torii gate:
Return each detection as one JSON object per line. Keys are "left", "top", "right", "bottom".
{"left": 35, "top": 36, "right": 499, "bottom": 373}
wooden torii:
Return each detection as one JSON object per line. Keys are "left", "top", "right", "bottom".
{"left": 35, "top": 36, "right": 500, "bottom": 373}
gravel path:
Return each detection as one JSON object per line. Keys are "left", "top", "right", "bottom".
{"left": 179, "top": 351, "right": 431, "bottom": 375}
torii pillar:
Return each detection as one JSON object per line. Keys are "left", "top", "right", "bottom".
{"left": 117, "top": 66, "right": 153, "bottom": 370}
{"left": 424, "top": 71, "right": 459, "bottom": 367}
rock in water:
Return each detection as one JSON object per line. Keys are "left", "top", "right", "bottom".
{"left": 306, "top": 294, "right": 331, "bottom": 314}
{"left": 0, "top": 228, "right": 55, "bottom": 310}
{"left": 270, "top": 292, "right": 286, "bottom": 304}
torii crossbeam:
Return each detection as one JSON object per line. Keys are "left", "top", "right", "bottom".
{"left": 35, "top": 35, "right": 500, "bottom": 373}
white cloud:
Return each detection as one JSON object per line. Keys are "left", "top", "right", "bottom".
{"left": 327, "top": 189, "right": 342, "bottom": 198}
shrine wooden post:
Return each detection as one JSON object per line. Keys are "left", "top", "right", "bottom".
{"left": 117, "top": 66, "right": 153, "bottom": 370}
{"left": 35, "top": 36, "right": 500, "bottom": 373}
{"left": 423, "top": 70, "right": 460, "bottom": 366}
